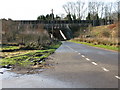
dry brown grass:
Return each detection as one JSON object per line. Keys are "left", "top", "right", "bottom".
{"left": 74, "top": 22, "right": 119, "bottom": 47}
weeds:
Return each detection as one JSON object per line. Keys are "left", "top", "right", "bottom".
{"left": 0, "top": 42, "right": 62, "bottom": 68}
{"left": 0, "top": 46, "right": 20, "bottom": 51}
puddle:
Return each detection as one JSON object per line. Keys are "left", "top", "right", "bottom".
{"left": 1, "top": 68, "right": 74, "bottom": 88}
{"left": 0, "top": 68, "right": 22, "bottom": 79}
{"left": 0, "top": 67, "right": 78, "bottom": 88}
{"left": 2, "top": 73, "right": 73, "bottom": 88}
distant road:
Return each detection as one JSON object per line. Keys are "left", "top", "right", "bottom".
{"left": 2, "top": 41, "right": 119, "bottom": 88}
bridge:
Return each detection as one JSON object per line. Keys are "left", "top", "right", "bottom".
{"left": 1, "top": 19, "right": 113, "bottom": 40}
{"left": 14, "top": 19, "right": 114, "bottom": 31}
{"left": 15, "top": 20, "right": 93, "bottom": 30}
{"left": 14, "top": 20, "right": 113, "bottom": 25}
{"left": 14, "top": 19, "right": 114, "bottom": 40}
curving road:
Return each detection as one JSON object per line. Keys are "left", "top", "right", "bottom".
{"left": 2, "top": 41, "right": 119, "bottom": 88}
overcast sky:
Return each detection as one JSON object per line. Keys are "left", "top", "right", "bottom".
{"left": 0, "top": 0, "right": 116, "bottom": 20}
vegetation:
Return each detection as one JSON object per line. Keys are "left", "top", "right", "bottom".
{"left": 0, "top": 46, "right": 20, "bottom": 51}
{"left": 1, "top": 49, "right": 53, "bottom": 66}
{"left": 37, "top": 14, "right": 61, "bottom": 20}
{"left": 69, "top": 40, "right": 119, "bottom": 51}
{"left": 70, "top": 22, "right": 119, "bottom": 51}
{"left": 62, "top": 1, "right": 118, "bottom": 22}
{"left": 0, "top": 41, "right": 62, "bottom": 69}
{"left": 2, "top": 13, "right": 62, "bottom": 71}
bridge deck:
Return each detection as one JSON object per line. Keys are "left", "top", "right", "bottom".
{"left": 14, "top": 20, "right": 114, "bottom": 25}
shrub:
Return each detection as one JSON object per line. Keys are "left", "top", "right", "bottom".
{"left": 101, "top": 31, "right": 111, "bottom": 38}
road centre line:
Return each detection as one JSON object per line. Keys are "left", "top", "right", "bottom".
{"left": 66, "top": 45, "right": 75, "bottom": 51}
{"left": 91, "top": 62, "right": 98, "bottom": 65}
{"left": 101, "top": 67, "right": 109, "bottom": 72}
{"left": 115, "top": 76, "right": 120, "bottom": 79}
{"left": 81, "top": 55, "right": 85, "bottom": 57}
{"left": 66, "top": 45, "right": 118, "bottom": 79}
{"left": 86, "top": 58, "right": 91, "bottom": 61}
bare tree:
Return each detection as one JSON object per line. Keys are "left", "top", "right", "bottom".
{"left": 63, "top": 0, "right": 118, "bottom": 22}
{"left": 99, "top": 2, "right": 105, "bottom": 19}
{"left": 76, "top": 1, "right": 87, "bottom": 20}
{"left": 111, "top": 2, "right": 119, "bottom": 21}
{"left": 63, "top": 0, "right": 87, "bottom": 20}
{"left": 63, "top": 2, "right": 75, "bottom": 15}
{"left": 88, "top": 2, "right": 101, "bottom": 20}
{"left": 108, "top": 2, "right": 113, "bottom": 20}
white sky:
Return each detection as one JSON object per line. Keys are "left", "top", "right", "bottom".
{"left": 0, "top": 0, "right": 116, "bottom": 20}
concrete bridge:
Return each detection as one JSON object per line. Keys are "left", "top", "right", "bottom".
{"left": 14, "top": 19, "right": 113, "bottom": 40}
{"left": 14, "top": 20, "right": 114, "bottom": 26}
{"left": 1, "top": 19, "right": 114, "bottom": 41}
{"left": 14, "top": 19, "right": 114, "bottom": 31}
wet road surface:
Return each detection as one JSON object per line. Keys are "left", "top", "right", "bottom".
{"left": 1, "top": 41, "right": 119, "bottom": 88}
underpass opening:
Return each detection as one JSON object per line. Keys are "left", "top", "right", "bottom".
{"left": 48, "top": 28, "right": 73, "bottom": 41}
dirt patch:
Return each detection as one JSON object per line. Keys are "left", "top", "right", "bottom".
{"left": 10, "top": 57, "right": 55, "bottom": 74}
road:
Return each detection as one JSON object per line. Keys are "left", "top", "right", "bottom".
{"left": 2, "top": 41, "right": 119, "bottom": 88}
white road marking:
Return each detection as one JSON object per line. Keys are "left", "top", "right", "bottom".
{"left": 65, "top": 45, "right": 115, "bottom": 77}
{"left": 86, "top": 58, "right": 90, "bottom": 61}
{"left": 115, "top": 76, "right": 120, "bottom": 79}
{"left": 101, "top": 67, "right": 109, "bottom": 72}
{"left": 81, "top": 55, "right": 85, "bottom": 58}
{"left": 91, "top": 62, "right": 98, "bottom": 65}
{"left": 66, "top": 46, "right": 75, "bottom": 51}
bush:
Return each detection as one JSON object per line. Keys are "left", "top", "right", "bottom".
{"left": 101, "top": 31, "right": 111, "bottom": 38}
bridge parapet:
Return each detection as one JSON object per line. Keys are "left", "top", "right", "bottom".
{"left": 15, "top": 20, "right": 93, "bottom": 24}
{"left": 14, "top": 20, "right": 114, "bottom": 26}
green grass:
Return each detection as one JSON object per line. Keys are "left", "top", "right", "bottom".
{"left": 0, "top": 42, "right": 62, "bottom": 67}
{"left": 69, "top": 40, "right": 119, "bottom": 51}
{"left": 0, "top": 46, "right": 20, "bottom": 51}
{"left": 44, "top": 42, "right": 62, "bottom": 49}
{"left": 0, "top": 49, "right": 55, "bottom": 67}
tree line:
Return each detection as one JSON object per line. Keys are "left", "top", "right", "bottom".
{"left": 37, "top": 0, "right": 119, "bottom": 22}
{"left": 37, "top": 14, "right": 61, "bottom": 20}
{"left": 63, "top": 0, "right": 119, "bottom": 21}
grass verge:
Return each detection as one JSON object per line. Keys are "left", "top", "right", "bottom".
{"left": 0, "top": 46, "right": 20, "bottom": 51}
{"left": 69, "top": 40, "right": 119, "bottom": 51}
{"left": 0, "top": 42, "right": 62, "bottom": 68}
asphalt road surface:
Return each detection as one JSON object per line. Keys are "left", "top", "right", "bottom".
{"left": 2, "top": 41, "right": 119, "bottom": 88}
